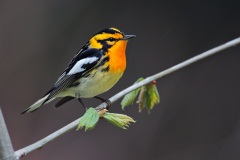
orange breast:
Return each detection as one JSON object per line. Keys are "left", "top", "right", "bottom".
{"left": 107, "top": 40, "right": 127, "bottom": 73}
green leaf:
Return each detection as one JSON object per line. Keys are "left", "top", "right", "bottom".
{"left": 121, "top": 77, "right": 145, "bottom": 109}
{"left": 136, "top": 86, "right": 147, "bottom": 112}
{"left": 77, "top": 108, "right": 99, "bottom": 131}
{"left": 103, "top": 112, "right": 136, "bottom": 129}
{"left": 146, "top": 83, "right": 160, "bottom": 113}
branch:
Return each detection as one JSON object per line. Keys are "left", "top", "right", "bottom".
{"left": 14, "top": 37, "right": 240, "bottom": 159}
{"left": 0, "top": 108, "right": 16, "bottom": 160}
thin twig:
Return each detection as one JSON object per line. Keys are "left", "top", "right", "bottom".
{"left": 14, "top": 37, "right": 240, "bottom": 159}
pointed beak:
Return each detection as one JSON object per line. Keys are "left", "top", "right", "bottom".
{"left": 122, "top": 35, "right": 136, "bottom": 40}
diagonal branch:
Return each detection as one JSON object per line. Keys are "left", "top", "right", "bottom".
{"left": 0, "top": 108, "right": 16, "bottom": 160}
{"left": 14, "top": 37, "right": 240, "bottom": 159}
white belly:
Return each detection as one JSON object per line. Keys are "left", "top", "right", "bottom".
{"left": 59, "top": 69, "right": 123, "bottom": 98}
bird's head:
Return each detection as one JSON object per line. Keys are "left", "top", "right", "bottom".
{"left": 89, "top": 27, "right": 136, "bottom": 50}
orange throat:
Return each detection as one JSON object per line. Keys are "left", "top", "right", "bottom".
{"left": 108, "top": 41, "right": 127, "bottom": 73}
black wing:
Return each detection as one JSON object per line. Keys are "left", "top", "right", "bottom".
{"left": 43, "top": 47, "right": 103, "bottom": 104}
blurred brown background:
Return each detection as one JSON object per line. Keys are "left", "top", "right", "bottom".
{"left": 1, "top": 0, "right": 240, "bottom": 160}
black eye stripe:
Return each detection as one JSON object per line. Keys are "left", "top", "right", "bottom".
{"left": 97, "top": 38, "right": 118, "bottom": 43}
{"left": 106, "top": 38, "right": 119, "bottom": 41}
{"left": 107, "top": 38, "right": 117, "bottom": 41}
{"left": 109, "top": 38, "right": 114, "bottom": 41}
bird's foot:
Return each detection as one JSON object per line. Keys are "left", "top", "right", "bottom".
{"left": 94, "top": 96, "right": 111, "bottom": 109}
{"left": 78, "top": 98, "right": 87, "bottom": 110}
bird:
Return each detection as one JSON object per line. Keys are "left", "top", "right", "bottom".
{"left": 21, "top": 27, "right": 135, "bottom": 114}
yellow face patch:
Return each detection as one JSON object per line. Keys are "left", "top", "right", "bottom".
{"left": 95, "top": 33, "right": 123, "bottom": 41}
{"left": 89, "top": 37, "right": 102, "bottom": 49}
{"left": 89, "top": 31, "right": 124, "bottom": 49}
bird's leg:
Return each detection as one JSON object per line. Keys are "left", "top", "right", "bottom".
{"left": 78, "top": 98, "right": 87, "bottom": 110}
{"left": 94, "top": 96, "right": 111, "bottom": 109}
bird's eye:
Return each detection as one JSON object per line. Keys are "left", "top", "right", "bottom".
{"left": 109, "top": 38, "right": 115, "bottom": 42}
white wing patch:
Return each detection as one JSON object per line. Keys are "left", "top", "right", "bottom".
{"left": 67, "top": 57, "right": 98, "bottom": 75}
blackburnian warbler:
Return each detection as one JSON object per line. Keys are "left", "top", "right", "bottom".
{"left": 22, "top": 28, "right": 135, "bottom": 114}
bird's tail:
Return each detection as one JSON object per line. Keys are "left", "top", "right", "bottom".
{"left": 21, "top": 94, "right": 55, "bottom": 114}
